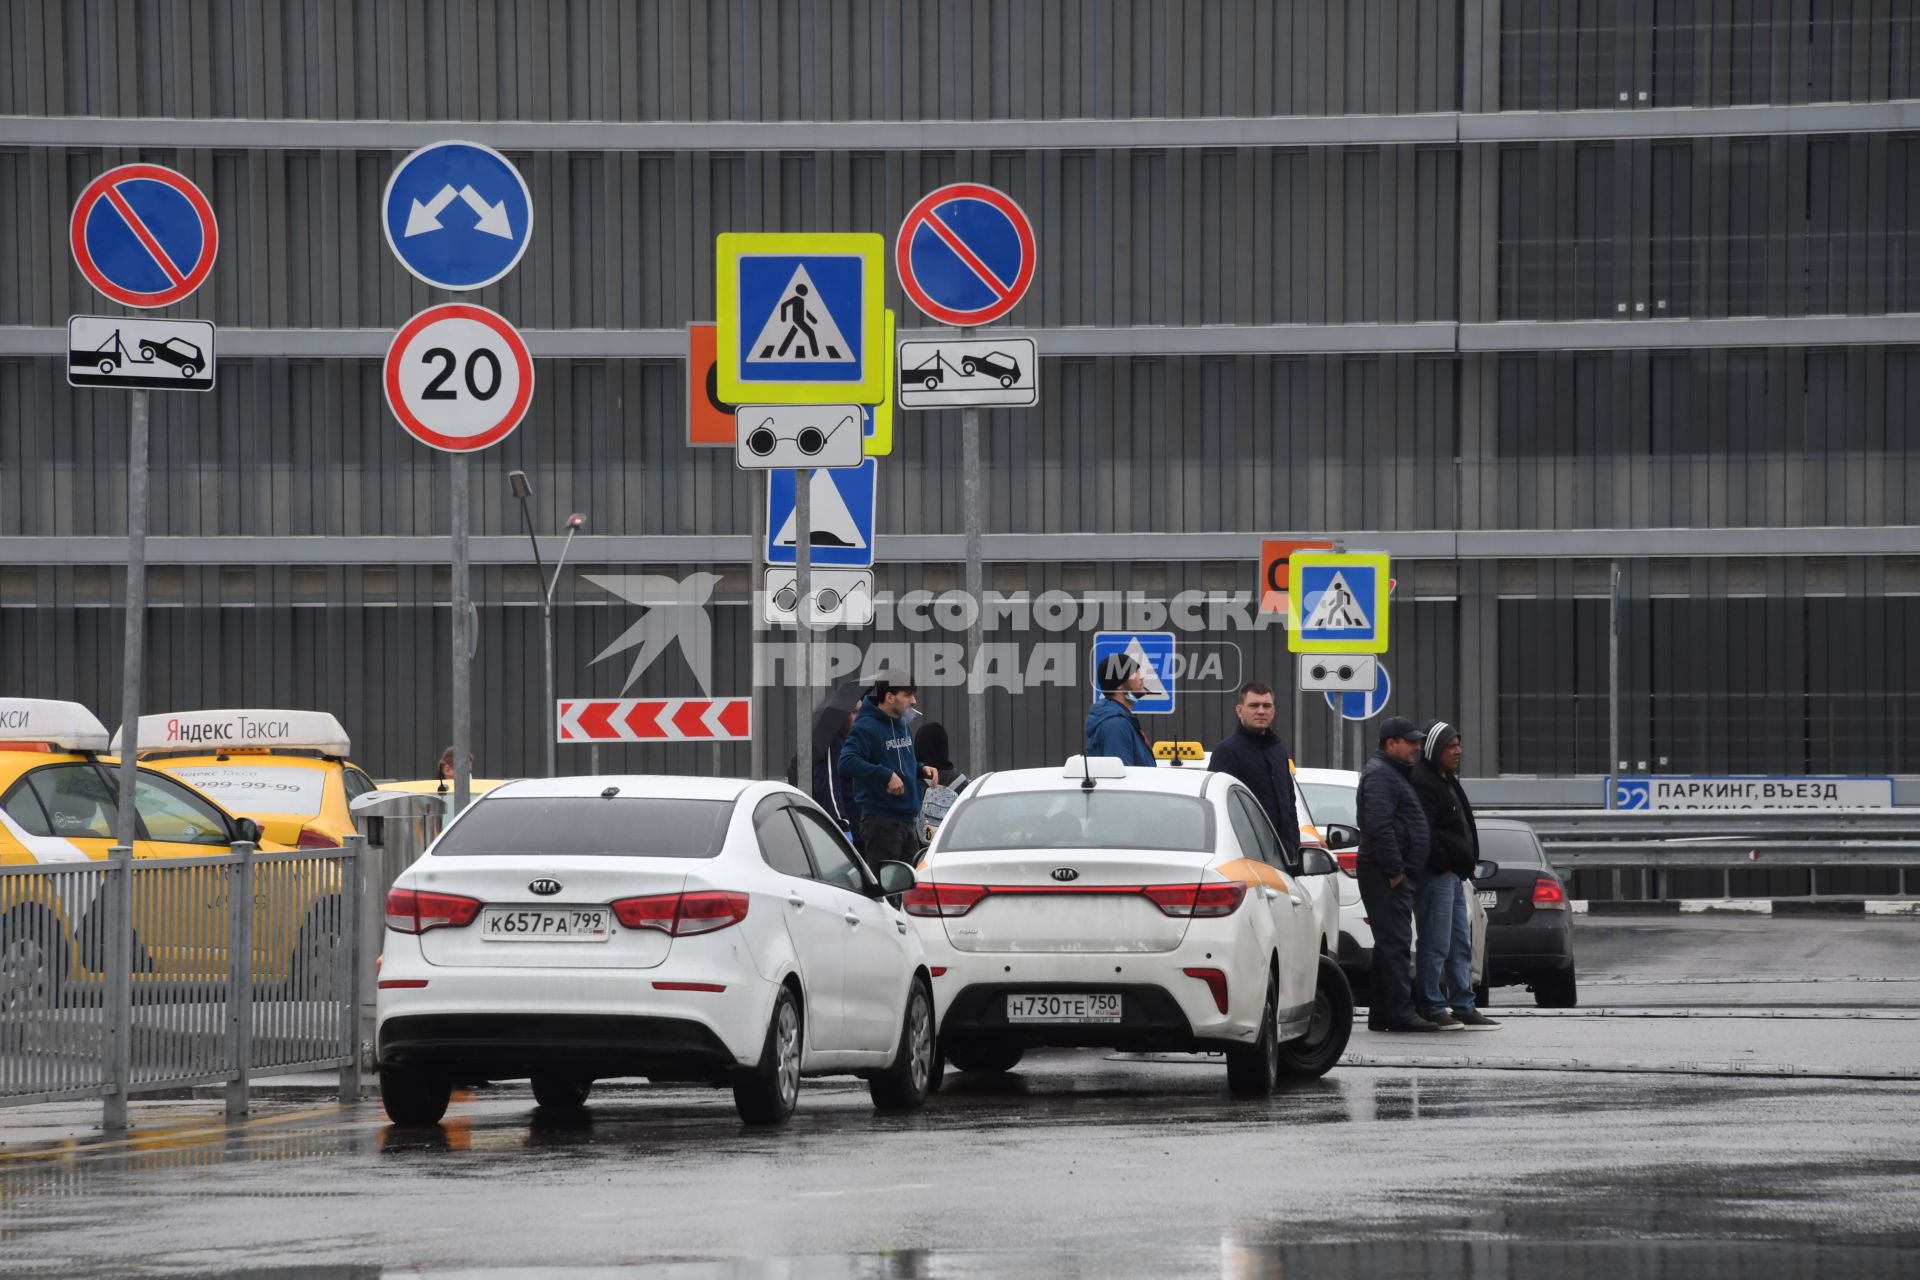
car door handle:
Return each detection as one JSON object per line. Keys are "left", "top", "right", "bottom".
{"left": 787, "top": 895, "right": 806, "bottom": 909}
{"left": 1260, "top": 887, "right": 1279, "bottom": 900}
{"left": 1288, "top": 896, "right": 1304, "bottom": 907}
{"left": 844, "top": 911, "right": 861, "bottom": 927}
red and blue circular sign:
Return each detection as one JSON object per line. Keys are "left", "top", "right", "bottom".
{"left": 895, "top": 183, "right": 1036, "bottom": 326}
{"left": 69, "top": 164, "right": 219, "bottom": 309}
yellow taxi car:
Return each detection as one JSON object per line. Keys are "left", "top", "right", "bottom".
{"left": 115, "top": 709, "right": 379, "bottom": 849}
{"left": 0, "top": 699, "right": 344, "bottom": 1001}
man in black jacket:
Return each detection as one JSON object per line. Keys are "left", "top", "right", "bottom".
{"left": 1410, "top": 721, "right": 1501, "bottom": 1030}
{"left": 1208, "top": 681, "right": 1302, "bottom": 866}
{"left": 1356, "top": 716, "right": 1436, "bottom": 1032}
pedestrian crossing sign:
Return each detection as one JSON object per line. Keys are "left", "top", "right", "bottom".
{"left": 716, "top": 233, "right": 886, "bottom": 405}
{"left": 1288, "top": 551, "right": 1391, "bottom": 654}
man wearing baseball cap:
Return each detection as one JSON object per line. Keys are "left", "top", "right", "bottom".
{"left": 1355, "top": 715, "right": 1438, "bottom": 1032}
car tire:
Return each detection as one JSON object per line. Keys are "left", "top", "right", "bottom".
{"left": 180, "top": 363, "right": 198, "bottom": 377}
{"left": 732, "top": 984, "right": 802, "bottom": 1125}
{"left": 960, "top": 360, "right": 977, "bottom": 376}
{"left": 140, "top": 344, "right": 156, "bottom": 360}
{"left": 945, "top": 1043, "right": 1024, "bottom": 1074}
{"left": 869, "top": 977, "right": 936, "bottom": 1111}
{"left": 999, "top": 374, "right": 1015, "bottom": 388}
{"left": 922, "top": 375, "right": 939, "bottom": 390}
{"left": 1277, "top": 956, "right": 1354, "bottom": 1080}
{"left": 530, "top": 1073, "right": 593, "bottom": 1113}
{"left": 288, "top": 898, "right": 345, "bottom": 1000}
{"left": 97, "top": 358, "right": 116, "bottom": 375}
{"left": 380, "top": 1065, "right": 452, "bottom": 1126}
{"left": 1532, "top": 965, "right": 1578, "bottom": 1008}
{"left": 0, "top": 909, "right": 67, "bottom": 1037}
{"left": 1225, "top": 970, "right": 1280, "bottom": 1097}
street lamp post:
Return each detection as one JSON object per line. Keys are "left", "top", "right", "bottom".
{"left": 509, "top": 470, "right": 584, "bottom": 777}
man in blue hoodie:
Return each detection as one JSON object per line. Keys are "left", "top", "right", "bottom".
{"left": 1084, "top": 653, "right": 1157, "bottom": 766}
{"left": 837, "top": 671, "right": 937, "bottom": 871}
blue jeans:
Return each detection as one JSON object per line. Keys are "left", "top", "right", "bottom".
{"left": 1414, "top": 872, "right": 1475, "bottom": 1015}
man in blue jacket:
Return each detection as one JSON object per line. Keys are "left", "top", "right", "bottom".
{"left": 1084, "top": 653, "right": 1157, "bottom": 766}
{"left": 837, "top": 672, "right": 937, "bottom": 871}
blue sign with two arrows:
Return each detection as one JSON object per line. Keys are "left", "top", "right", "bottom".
{"left": 382, "top": 141, "right": 534, "bottom": 291}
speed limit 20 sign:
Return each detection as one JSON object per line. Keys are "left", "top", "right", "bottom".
{"left": 384, "top": 303, "right": 534, "bottom": 452}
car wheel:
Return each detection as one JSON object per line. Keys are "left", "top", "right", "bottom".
{"left": 1532, "top": 965, "right": 1578, "bottom": 1008}
{"left": 379, "top": 1064, "right": 452, "bottom": 1126}
{"left": 289, "top": 898, "right": 345, "bottom": 999}
{"left": 0, "top": 910, "right": 66, "bottom": 1039}
{"left": 179, "top": 363, "right": 198, "bottom": 377}
{"left": 999, "top": 374, "right": 1015, "bottom": 388}
{"left": 960, "top": 360, "right": 977, "bottom": 376}
{"left": 922, "top": 375, "right": 939, "bottom": 390}
{"left": 1277, "top": 956, "right": 1355, "bottom": 1080}
{"left": 945, "top": 1043, "right": 1024, "bottom": 1074}
{"left": 530, "top": 1073, "right": 593, "bottom": 1114}
{"left": 869, "top": 977, "right": 936, "bottom": 1111}
{"left": 733, "top": 985, "right": 802, "bottom": 1124}
{"left": 1225, "top": 970, "right": 1280, "bottom": 1097}
{"left": 97, "top": 358, "right": 116, "bottom": 375}
{"left": 140, "top": 344, "right": 156, "bottom": 360}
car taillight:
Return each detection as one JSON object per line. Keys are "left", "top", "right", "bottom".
{"left": 296, "top": 828, "right": 341, "bottom": 849}
{"left": 1334, "top": 851, "right": 1359, "bottom": 877}
{"left": 611, "top": 891, "right": 750, "bottom": 936}
{"left": 1144, "top": 882, "right": 1246, "bottom": 918}
{"left": 902, "top": 882, "right": 989, "bottom": 918}
{"left": 1532, "top": 876, "right": 1569, "bottom": 910}
{"left": 384, "top": 887, "right": 482, "bottom": 934}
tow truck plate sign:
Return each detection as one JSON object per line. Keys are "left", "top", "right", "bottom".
{"left": 67, "top": 315, "right": 215, "bottom": 392}
{"left": 898, "top": 337, "right": 1037, "bottom": 409}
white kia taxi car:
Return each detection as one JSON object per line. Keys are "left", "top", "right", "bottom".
{"left": 376, "top": 776, "right": 933, "bottom": 1127}
{"left": 909, "top": 757, "right": 1353, "bottom": 1096}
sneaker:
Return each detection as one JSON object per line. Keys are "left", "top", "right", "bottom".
{"left": 1379, "top": 1017, "right": 1441, "bottom": 1033}
{"left": 1451, "top": 1009, "right": 1503, "bottom": 1030}
{"left": 1425, "top": 1011, "right": 1466, "bottom": 1031}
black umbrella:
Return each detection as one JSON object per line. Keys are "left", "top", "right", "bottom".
{"left": 810, "top": 680, "right": 865, "bottom": 760}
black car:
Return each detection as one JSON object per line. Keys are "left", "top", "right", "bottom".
{"left": 1472, "top": 817, "right": 1577, "bottom": 1007}
{"left": 960, "top": 351, "right": 1021, "bottom": 387}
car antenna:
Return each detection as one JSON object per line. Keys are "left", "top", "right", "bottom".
{"left": 1080, "top": 754, "right": 1096, "bottom": 791}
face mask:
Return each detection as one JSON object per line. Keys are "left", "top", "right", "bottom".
{"left": 1121, "top": 688, "right": 1140, "bottom": 705}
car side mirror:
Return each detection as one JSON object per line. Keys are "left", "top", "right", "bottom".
{"left": 231, "top": 816, "right": 263, "bottom": 846}
{"left": 1298, "top": 847, "right": 1338, "bottom": 877}
{"left": 874, "top": 860, "right": 917, "bottom": 897}
{"left": 1322, "top": 823, "right": 1359, "bottom": 851}
{"left": 1473, "top": 859, "right": 1500, "bottom": 881}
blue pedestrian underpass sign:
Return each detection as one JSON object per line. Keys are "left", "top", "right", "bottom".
{"left": 1090, "top": 632, "right": 1176, "bottom": 716}
{"left": 1325, "top": 660, "right": 1391, "bottom": 722}
{"left": 382, "top": 141, "right": 534, "bottom": 291}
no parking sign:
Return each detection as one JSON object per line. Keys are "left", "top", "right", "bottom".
{"left": 69, "top": 164, "right": 218, "bottom": 308}
{"left": 895, "top": 183, "right": 1036, "bottom": 326}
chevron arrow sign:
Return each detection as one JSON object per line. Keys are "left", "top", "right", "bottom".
{"left": 557, "top": 697, "right": 752, "bottom": 743}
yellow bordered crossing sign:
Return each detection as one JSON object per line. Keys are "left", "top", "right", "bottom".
{"left": 864, "top": 309, "right": 896, "bottom": 456}
{"left": 1288, "top": 551, "right": 1391, "bottom": 654}
{"left": 717, "top": 232, "right": 886, "bottom": 405}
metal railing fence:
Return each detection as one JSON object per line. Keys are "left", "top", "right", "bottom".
{"left": 1492, "top": 809, "right": 1920, "bottom": 902}
{"left": 0, "top": 837, "right": 363, "bottom": 1130}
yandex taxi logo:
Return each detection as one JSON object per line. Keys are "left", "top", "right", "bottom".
{"left": 165, "top": 715, "right": 296, "bottom": 745}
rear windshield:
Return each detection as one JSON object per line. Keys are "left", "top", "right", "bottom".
{"left": 1477, "top": 826, "right": 1547, "bottom": 866}
{"left": 1296, "top": 782, "right": 1357, "bottom": 828}
{"left": 167, "top": 765, "right": 328, "bottom": 817}
{"left": 433, "top": 797, "right": 735, "bottom": 858}
{"left": 940, "top": 790, "right": 1212, "bottom": 853}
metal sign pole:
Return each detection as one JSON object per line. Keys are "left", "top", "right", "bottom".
{"left": 962, "top": 405, "right": 986, "bottom": 771}
{"left": 1608, "top": 560, "right": 1622, "bottom": 809}
{"left": 794, "top": 468, "right": 811, "bottom": 788}
{"left": 114, "top": 389, "right": 149, "bottom": 848}
{"left": 750, "top": 472, "right": 767, "bottom": 780}
{"left": 451, "top": 454, "right": 473, "bottom": 813}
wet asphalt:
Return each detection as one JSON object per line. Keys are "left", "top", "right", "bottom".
{"left": 2, "top": 917, "right": 1917, "bottom": 1278}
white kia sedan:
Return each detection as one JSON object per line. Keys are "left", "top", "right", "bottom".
{"left": 376, "top": 776, "right": 934, "bottom": 1127}
{"left": 910, "top": 758, "right": 1353, "bottom": 1095}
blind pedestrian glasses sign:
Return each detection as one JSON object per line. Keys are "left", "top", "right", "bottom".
{"left": 69, "top": 163, "right": 219, "bottom": 309}
{"left": 385, "top": 304, "right": 535, "bottom": 453}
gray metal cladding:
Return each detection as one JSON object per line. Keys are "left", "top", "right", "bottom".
{"left": 4, "top": 0, "right": 1461, "bottom": 121}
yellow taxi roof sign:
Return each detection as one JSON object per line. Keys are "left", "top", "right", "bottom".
{"left": 0, "top": 698, "right": 110, "bottom": 752}
{"left": 1153, "top": 740, "right": 1206, "bottom": 761}
{"left": 115, "top": 709, "right": 351, "bottom": 757}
